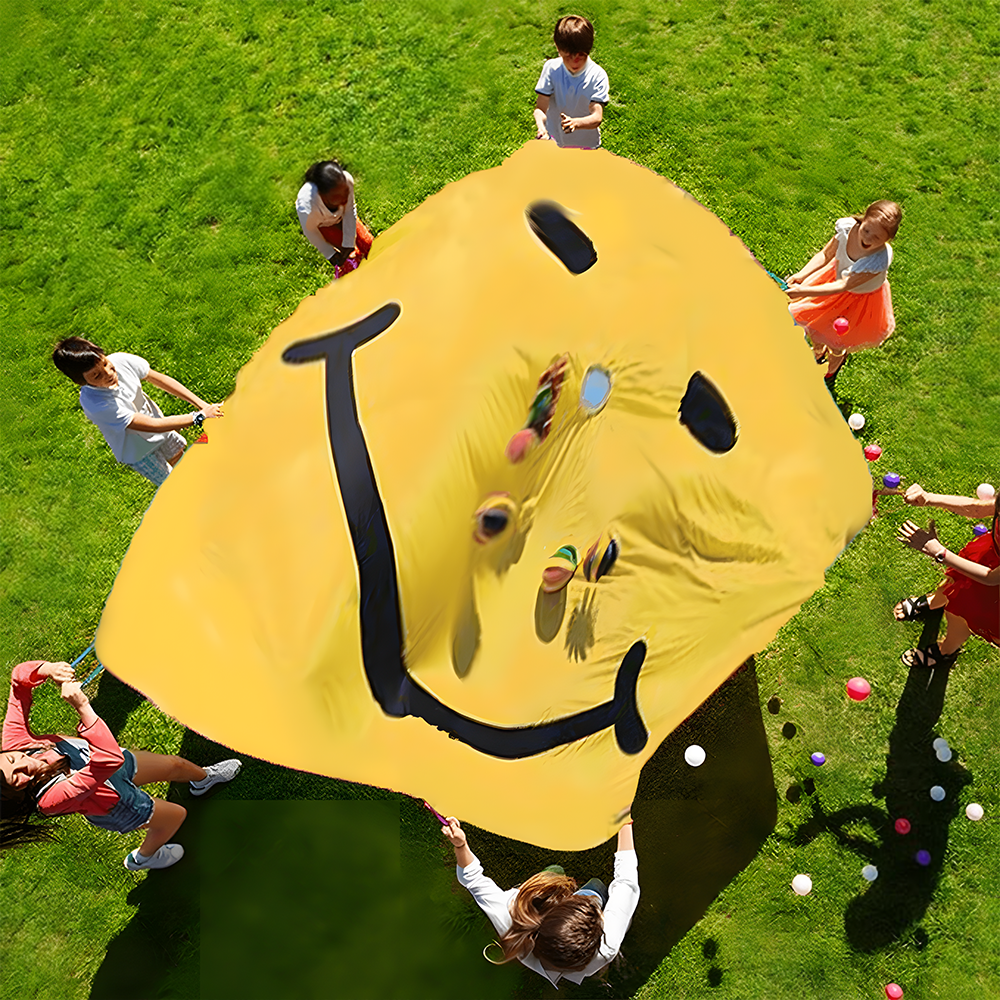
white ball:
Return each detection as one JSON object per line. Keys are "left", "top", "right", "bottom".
{"left": 930, "top": 785, "right": 946, "bottom": 801}
{"left": 684, "top": 744, "right": 706, "bottom": 767}
{"left": 976, "top": 483, "right": 996, "bottom": 500}
{"left": 966, "top": 803, "right": 985, "bottom": 821}
{"left": 847, "top": 413, "right": 865, "bottom": 431}
{"left": 932, "top": 737, "right": 949, "bottom": 752}
{"left": 861, "top": 865, "right": 879, "bottom": 882}
{"left": 791, "top": 874, "right": 813, "bottom": 895}
{"left": 936, "top": 747, "right": 953, "bottom": 762}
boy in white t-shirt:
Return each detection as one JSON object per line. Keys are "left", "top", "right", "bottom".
{"left": 533, "top": 16, "right": 609, "bottom": 149}
{"left": 52, "top": 337, "right": 224, "bottom": 487}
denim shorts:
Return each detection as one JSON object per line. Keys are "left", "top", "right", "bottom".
{"left": 86, "top": 750, "right": 156, "bottom": 834}
{"left": 127, "top": 431, "right": 186, "bottom": 487}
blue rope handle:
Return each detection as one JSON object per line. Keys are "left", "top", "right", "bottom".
{"left": 82, "top": 661, "right": 105, "bottom": 686}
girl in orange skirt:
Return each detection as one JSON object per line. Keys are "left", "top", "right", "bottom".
{"left": 786, "top": 200, "right": 901, "bottom": 380}
{"left": 295, "top": 159, "right": 374, "bottom": 277}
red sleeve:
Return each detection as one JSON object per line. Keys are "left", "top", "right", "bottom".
{"left": 37, "top": 715, "right": 125, "bottom": 816}
{"left": 2, "top": 661, "right": 47, "bottom": 750}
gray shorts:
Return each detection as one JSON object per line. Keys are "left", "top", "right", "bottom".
{"left": 87, "top": 750, "right": 156, "bottom": 834}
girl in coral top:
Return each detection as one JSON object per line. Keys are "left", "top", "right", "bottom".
{"left": 786, "top": 200, "right": 901, "bottom": 381}
{"left": 1, "top": 660, "right": 240, "bottom": 870}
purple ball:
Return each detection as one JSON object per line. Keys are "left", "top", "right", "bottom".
{"left": 810, "top": 752, "right": 826, "bottom": 766}
{"left": 973, "top": 524, "right": 988, "bottom": 537}
{"left": 915, "top": 850, "right": 931, "bottom": 866}
{"left": 883, "top": 473, "right": 901, "bottom": 489}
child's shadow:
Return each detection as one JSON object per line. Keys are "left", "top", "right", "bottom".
{"left": 785, "top": 642, "right": 971, "bottom": 953}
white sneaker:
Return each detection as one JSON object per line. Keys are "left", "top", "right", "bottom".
{"left": 189, "top": 758, "right": 242, "bottom": 797}
{"left": 124, "top": 843, "right": 185, "bottom": 871}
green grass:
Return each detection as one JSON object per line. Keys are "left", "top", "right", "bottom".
{"left": 2, "top": 0, "right": 999, "bottom": 997}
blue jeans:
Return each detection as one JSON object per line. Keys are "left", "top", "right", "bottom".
{"left": 86, "top": 750, "right": 156, "bottom": 833}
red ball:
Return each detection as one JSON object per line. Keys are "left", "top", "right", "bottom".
{"left": 834, "top": 317, "right": 850, "bottom": 334}
{"left": 864, "top": 444, "right": 883, "bottom": 461}
{"left": 847, "top": 677, "right": 871, "bottom": 701}
{"left": 885, "top": 984, "right": 904, "bottom": 999}
{"left": 894, "top": 817, "right": 911, "bottom": 835}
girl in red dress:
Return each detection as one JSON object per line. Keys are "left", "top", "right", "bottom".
{"left": 894, "top": 484, "right": 999, "bottom": 667}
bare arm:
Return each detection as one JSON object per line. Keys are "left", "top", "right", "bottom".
{"left": 898, "top": 520, "right": 1000, "bottom": 586}
{"left": 786, "top": 236, "right": 837, "bottom": 285}
{"left": 903, "top": 484, "right": 996, "bottom": 518}
{"left": 60, "top": 681, "right": 100, "bottom": 729}
{"left": 561, "top": 101, "right": 604, "bottom": 133}
{"left": 617, "top": 821, "right": 635, "bottom": 852}
{"left": 533, "top": 94, "right": 551, "bottom": 138}
{"left": 145, "top": 369, "right": 209, "bottom": 409}
{"left": 443, "top": 817, "right": 474, "bottom": 869}
{"left": 128, "top": 405, "right": 223, "bottom": 433}
{"left": 786, "top": 267, "right": 883, "bottom": 299}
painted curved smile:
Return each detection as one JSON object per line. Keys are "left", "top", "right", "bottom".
{"left": 282, "top": 303, "right": 648, "bottom": 759}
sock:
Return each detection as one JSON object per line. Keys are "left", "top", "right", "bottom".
{"left": 135, "top": 849, "right": 155, "bottom": 863}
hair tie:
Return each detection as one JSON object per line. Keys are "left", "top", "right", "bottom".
{"left": 482, "top": 941, "right": 505, "bottom": 965}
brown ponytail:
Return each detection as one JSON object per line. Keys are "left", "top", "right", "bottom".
{"left": 490, "top": 871, "right": 604, "bottom": 972}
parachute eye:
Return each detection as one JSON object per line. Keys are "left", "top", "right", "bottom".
{"left": 678, "top": 372, "right": 738, "bottom": 454}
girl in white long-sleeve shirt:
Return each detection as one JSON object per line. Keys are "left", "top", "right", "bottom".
{"left": 294, "top": 159, "right": 373, "bottom": 274}
{"left": 443, "top": 817, "right": 640, "bottom": 987}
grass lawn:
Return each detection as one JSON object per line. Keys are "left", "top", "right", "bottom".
{"left": 2, "top": 1, "right": 998, "bottom": 997}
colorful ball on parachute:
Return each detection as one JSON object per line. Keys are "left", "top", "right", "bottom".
{"left": 883, "top": 472, "right": 901, "bottom": 489}
{"left": 976, "top": 483, "right": 996, "bottom": 500}
{"left": 863, "top": 444, "right": 882, "bottom": 461}
{"left": 847, "top": 413, "right": 865, "bottom": 431}
{"left": 833, "top": 317, "right": 850, "bottom": 335}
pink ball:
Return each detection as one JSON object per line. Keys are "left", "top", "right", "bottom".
{"left": 864, "top": 444, "right": 883, "bottom": 461}
{"left": 886, "top": 985, "right": 904, "bottom": 999}
{"left": 833, "top": 317, "right": 850, "bottom": 334}
{"left": 894, "top": 817, "right": 911, "bottom": 835}
{"left": 847, "top": 677, "right": 871, "bottom": 701}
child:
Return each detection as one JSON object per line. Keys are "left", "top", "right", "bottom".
{"left": 893, "top": 483, "right": 999, "bottom": 667}
{"left": 1, "top": 659, "right": 241, "bottom": 869}
{"left": 443, "top": 817, "right": 639, "bottom": 986}
{"left": 295, "top": 160, "right": 374, "bottom": 274}
{"left": 786, "top": 200, "right": 902, "bottom": 380}
{"left": 52, "top": 337, "right": 224, "bottom": 487}
{"left": 533, "top": 16, "right": 609, "bottom": 149}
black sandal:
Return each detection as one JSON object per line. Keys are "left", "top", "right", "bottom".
{"left": 895, "top": 595, "right": 931, "bottom": 621}
{"left": 901, "top": 643, "right": 958, "bottom": 669}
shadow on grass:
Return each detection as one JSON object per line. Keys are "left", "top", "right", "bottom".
{"left": 783, "top": 625, "right": 972, "bottom": 954}
{"left": 469, "top": 657, "right": 776, "bottom": 999}
{"left": 89, "top": 661, "right": 774, "bottom": 999}
{"left": 88, "top": 668, "right": 146, "bottom": 738}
